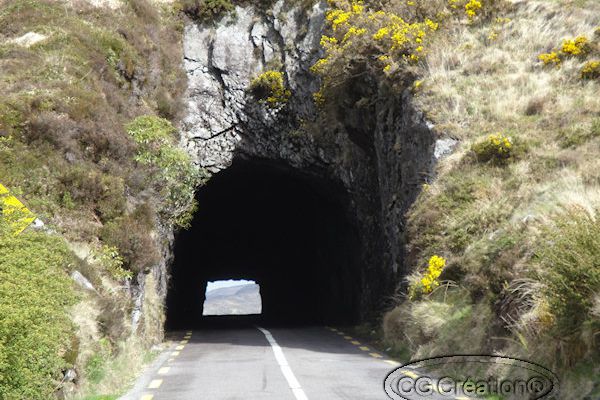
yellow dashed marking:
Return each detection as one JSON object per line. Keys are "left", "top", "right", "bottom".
{"left": 455, "top": 397, "right": 470, "bottom": 400}
{"left": 172, "top": 351, "right": 180, "bottom": 356}
{"left": 180, "top": 339, "right": 189, "bottom": 344}
{"left": 336, "top": 331, "right": 345, "bottom": 335}
{"left": 384, "top": 360, "right": 400, "bottom": 366}
{"left": 140, "top": 394, "right": 154, "bottom": 400}
{"left": 158, "top": 367, "right": 170, "bottom": 375}
{"left": 359, "top": 346, "right": 370, "bottom": 351}
{"left": 148, "top": 379, "right": 163, "bottom": 389}
{"left": 167, "top": 358, "right": 175, "bottom": 363}
{"left": 350, "top": 340, "right": 361, "bottom": 345}
{"left": 343, "top": 335, "right": 353, "bottom": 340}
{"left": 175, "top": 345, "right": 185, "bottom": 350}
{"left": 400, "top": 370, "right": 419, "bottom": 379}
{"left": 185, "top": 331, "right": 192, "bottom": 335}
{"left": 369, "top": 353, "right": 383, "bottom": 358}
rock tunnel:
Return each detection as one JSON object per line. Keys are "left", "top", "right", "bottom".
{"left": 166, "top": 157, "right": 363, "bottom": 329}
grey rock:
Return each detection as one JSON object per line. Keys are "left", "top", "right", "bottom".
{"left": 71, "top": 271, "right": 96, "bottom": 292}
{"left": 9, "top": 32, "right": 48, "bottom": 47}
{"left": 63, "top": 368, "right": 77, "bottom": 383}
{"left": 434, "top": 137, "right": 458, "bottom": 160}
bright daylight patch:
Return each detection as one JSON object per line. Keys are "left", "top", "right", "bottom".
{"left": 202, "top": 279, "right": 262, "bottom": 316}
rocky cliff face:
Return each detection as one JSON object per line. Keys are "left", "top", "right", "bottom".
{"left": 179, "top": 1, "right": 442, "bottom": 319}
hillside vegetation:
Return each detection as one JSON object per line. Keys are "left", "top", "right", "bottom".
{"left": 304, "top": 0, "right": 599, "bottom": 395}
{"left": 352, "top": 0, "right": 600, "bottom": 396}
{"left": 0, "top": 0, "right": 201, "bottom": 398}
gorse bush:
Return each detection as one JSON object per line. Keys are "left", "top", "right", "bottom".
{"left": 409, "top": 255, "right": 447, "bottom": 300}
{"left": 311, "top": 0, "right": 440, "bottom": 101}
{"left": 561, "top": 35, "right": 590, "bottom": 57}
{"left": 0, "top": 225, "right": 76, "bottom": 399}
{"left": 581, "top": 60, "right": 600, "bottom": 80}
{"left": 470, "top": 133, "right": 514, "bottom": 164}
{"left": 249, "top": 71, "right": 291, "bottom": 108}
{"left": 538, "top": 51, "right": 561, "bottom": 67}
{"left": 538, "top": 34, "right": 595, "bottom": 68}
{"left": 535, "top": 207, "right": 600, "bottom": 337}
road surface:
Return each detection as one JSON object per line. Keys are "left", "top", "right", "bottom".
{"left": 120, "top": 325, "right": 402, "bottom": 400}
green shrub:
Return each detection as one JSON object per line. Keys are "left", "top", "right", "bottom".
{"left": 177, "top": 0, "right": 235, "bottom": 22}
{"left": 249, "top": 71, "right": 291, "bottom": 108}
{"left": 92, "top": 245, "right": 133, "bottom": 281}
{"left": 126, "top": 115, "right": 201, "bottom": 226}
{"left": 100, "top": 205, "right": 160, "bottom": 274}
{"left": 0, "top": 226, "right": 77, "bottom": 399}
{"left": 535, "top": 207, "right": 600, "bottom": 336}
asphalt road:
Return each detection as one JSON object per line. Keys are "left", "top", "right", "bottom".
{"left": 121, "top": 325, "right": 403, "bottom": 400}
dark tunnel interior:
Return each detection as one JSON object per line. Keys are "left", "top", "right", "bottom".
{"left": 166, "top": 158, "right": 363, "bottom": 329}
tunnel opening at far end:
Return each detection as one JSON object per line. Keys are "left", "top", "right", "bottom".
{"left": 166, "top": 157, "right": 363, "bottom": 329}
{"left": 202, "top": 279, "right": 262, "bottom": 316}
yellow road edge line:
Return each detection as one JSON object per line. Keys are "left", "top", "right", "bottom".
{"left": 158, "top": 367, "right": 170, "bottom": 375}
{"left": 171, "top": 351, "right": 180, "bottom": 356}
{"left": 359, "top": 346, "right": 370, "bottom": 351}
{"left": 180, "top": 339, "right": 189, "bottom": 344}
{"left": 175, "top": 345, "right": 185, "bottom": 350}
{"left": 350, "top": 340, "right": 361, "bottom": 345}
{"left": 369, "top": 353, "right": 383, "bottom": 358}
{"left": 140, "top": 395, "right": 154, "bottom": 400}
{"left": 384, "top": 360, "right": 400, "bottom": 366}
{"left": 343, "top": 336, "right": 353, "bottom": 340}
{"left": 148, "top": 379, "right": 163, "bottom": 389}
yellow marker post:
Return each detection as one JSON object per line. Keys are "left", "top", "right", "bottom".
{"left": 0, "top": 183, "right": 35, "bottom": 235}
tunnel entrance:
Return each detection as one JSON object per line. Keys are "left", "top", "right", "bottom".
{"left": 166, "top": 158, "right": 362, "bottom": 329}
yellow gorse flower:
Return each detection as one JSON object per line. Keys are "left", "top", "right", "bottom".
{"left": 420, "top": 255, "right": 447, "bottom": 293}
{"left": 312, "top": 0, "right": 442, "bottom": 102}
{"left": 538, "top": 52, "right": 561, "bottom": 66}
{"left": 465, "top": 0, "right": 482, "bottom": 20}
{"left": 342, "top": 26, "right": 367, "bottom": 43}
{"left": 581, "top": 60, "right": 600, "bottom": 80}
{"left": 488, "top": 133, "right": 512, "bottom": 151}
{"left": 249, "top": 70, "right": 291, "bottom": 107}
{"left": 561, "top": 36, "right": 589, "bottom": 56}
{"left": 320, "top": 35, "right": 339, "bottom": 47}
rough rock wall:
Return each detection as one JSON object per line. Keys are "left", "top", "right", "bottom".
{"left": 179, "top": 1, "right": 440, "bottom": 319}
